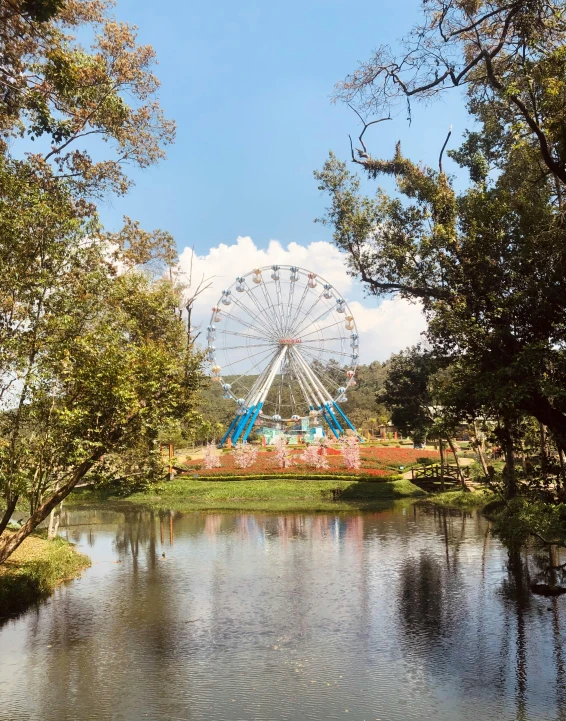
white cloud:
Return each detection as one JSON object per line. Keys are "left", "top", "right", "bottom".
{"left": 348, "top": 298, "right": 427, "bottom": 360}
{"left": 178, "top": 236, "right": 426, "bottom": 362}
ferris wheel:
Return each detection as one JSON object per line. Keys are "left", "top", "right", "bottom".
{"left": 207, "top": 265, "right": 359, "bottom": 445}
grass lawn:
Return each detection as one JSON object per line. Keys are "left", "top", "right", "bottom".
{"left": 424, "top": 488, "right": 496, "bottom": 509}
{"left": 71, "top": 477, "right": 426, "bottom": 512}
{"left": 0, "top": 532, "right": 90, "bottom": 618}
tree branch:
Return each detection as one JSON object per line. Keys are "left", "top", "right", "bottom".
{"left": 439, "top": 124, "right": 452, "bottom": 173}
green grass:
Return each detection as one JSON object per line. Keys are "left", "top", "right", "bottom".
{"left": 71, "top": 477, "right": 426, "bottom": 512}
{"left": 425, "top": 488, "right": 496, "bottom": 509}
{"left": 0, "top": 532, "right": 90, "bottom": 618}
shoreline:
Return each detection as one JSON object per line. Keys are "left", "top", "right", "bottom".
{"left": 68, "top": 477, "right": 427, "bottom": 513}
{"left": 0, "top": 532, "right": 90, "bottom": 620}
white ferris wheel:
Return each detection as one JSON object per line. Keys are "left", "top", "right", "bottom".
{"left": 207, "top": 265, "right": 359, "bottom": 445}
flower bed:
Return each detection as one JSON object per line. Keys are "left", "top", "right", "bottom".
{"left": 181, "top": 445, "right": 440, "bottom": 479}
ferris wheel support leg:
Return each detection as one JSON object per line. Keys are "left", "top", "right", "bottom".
{"left": 322, "top": 408, "right": 340, "bottom": 439}
{"left": 325, "top": 402, "right": 344, "bottom": 435}
{"left": 332, "top": 402, "right": 364, "bottom": 442}
{"left": 232, "top": 405, "right": 256, "bottom": 444}
{"left": 241, "top": 402, "right": 263, "bottom": 443}
{"left": 220, "top": 415, "right": 240, "bottom": 447}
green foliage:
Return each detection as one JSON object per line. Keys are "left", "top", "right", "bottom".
{"left": 0, "top": 0, "right": 203, "bottom": 564}
{"left": 491, "top": 498, "right": 566, "bottom": 548}
{"left": 315, "top": 6, "right": 566, "bottom": 510}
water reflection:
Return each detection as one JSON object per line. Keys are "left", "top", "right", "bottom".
{"left": 0, "top": 504, "right": 565, "bottom": 721}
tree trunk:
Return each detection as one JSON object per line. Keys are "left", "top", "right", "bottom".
{"left": 472, "top": 420, "right": 490, "bottom": 478}
{"left": 540, "top": 423, "right": 548, "bottom": 483}
{"left": 447, "top": 437, "right": 465, "bottom": 487}
{"left": 554, "top": 432, "right": 566, "bottom": 496}
{"left": 439, "top": 439, "right": 445, "bottom": 491}
{"left": 0, "top": 495, "right": 19, "bottom": 539}
{"left": 0, "top": 446, "right": 108, "bottom": 565}
{"left": 501, "top": 419, "right": 517, "bottom": 499}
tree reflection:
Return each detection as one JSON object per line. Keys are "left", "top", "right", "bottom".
{"left": 398, "top": 551, "right": 447, "bottom": 640}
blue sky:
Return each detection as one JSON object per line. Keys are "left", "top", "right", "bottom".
{"left": 49, "top": 0, "right": 474, "bottom": 361}
{"left": 101, "top": 0, "right": 472, "bottom": 255}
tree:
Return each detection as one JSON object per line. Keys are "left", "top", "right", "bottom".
{"left": 381, "top": 347, "right": 438, "bottom": 446}
{"left": 0, "top": 0, "right": 174, "bottom": 197}
{"left": 0, "top": 0, "right": 201, "bottom": 563}
{"left": 0, "top": 230, "right": 202, "bottom": 562}
{"left": 340, "top": 436, "right": 361, "bottom": 470}
{"left": 335, "top": 0, "right": 566, "bottom": 187}
{"left": 321, "top": 0, "right": 566, "bottom": 455}
{"left": 315, "top": 131, "right": 566, "bottom": 456}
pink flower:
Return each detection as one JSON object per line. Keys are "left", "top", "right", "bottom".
{"left": 203, "top": 442, "right": 221, "bottom": 469}
{"left": 233, "top": 442, "right": 259, "bottom": 469}
{"left": 341, "top": 436, "right": 361, "bottom": 470}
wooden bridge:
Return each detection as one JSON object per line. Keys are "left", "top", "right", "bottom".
{"left": 410, "top": 463, "right": 469, "bottom": 492}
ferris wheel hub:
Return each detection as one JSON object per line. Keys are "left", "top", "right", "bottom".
{"left": 278, "top": 338, "right": 301, "bottom": 345}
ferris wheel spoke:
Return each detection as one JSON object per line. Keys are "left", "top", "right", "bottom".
{"left": 287, "top": 282, "right": 310, "bottom": 335}
{"left": 258, "top": 278, "right": 284, "bottom": 337}
{"left": 219, "top": 345, "right": 279, "bottom": 372}
{"left": 288, "top": 351, "right": 316, "bottom": 408}
{"left": 230, "top": 293, "right": 279, "bottom": 339}
{"left": 244, "top": 350, "right": 283, "bottom": 404}
{"left": 298, "top": 319, "right": 348, "bottom": 340}
{"left": 220, "top": 308, "right": 277, "bottom": 338}
{"left": 219, "top": 342, "right": 277, "bottom": 351}
{"left": 293, "top": 303, "right": 337, "bottom": 340}
{"left": 295, "top": 351, "right": 344, "bottom": 392}
{"left": 292, "top": 361, "right": 316, "bottom": 412}
{"left": 273, "top": 277, "right": 287, "bottom": 338}
{"left": 300, "top": 336, "right": 348, "bottom": 345}
{"left": 283, "top": 276, "right": 296, "bottom": 334}
{"left": 218, "top": 328, "right": 268, "bottom": 341}
{"left": 230, "top": 289, "right": 278, "bottom": 338}
{"left": 290, "top": 347, "right": 329, "bottom": 406}
{"left": 228, "top": 346, "right": 281, "bottom": 390}
{"left": 276, "top": 362, "right": 285, "bottom": 417}
{"left": 242, "top": 284, "right": 281, "bottom": 337}
{"left": 288, "top": 289, "right": 327, "bottom": 337}
{"left": 286, "top": 372, "right": 299, "bottom": 416}
{"left": 299, "top": 344, "right": 354, "bottom": 361}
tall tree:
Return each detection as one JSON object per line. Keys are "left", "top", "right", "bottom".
{"left": 0, "top": 0, "right": 201, "bottom": 562}
{"left": 335, "top": 0, "right": 566, "bottom": 187}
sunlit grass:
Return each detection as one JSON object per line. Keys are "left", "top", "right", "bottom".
{"left": 0, "top": 532, "right": 90, "bottom": 617}
{"left": 71, "top": 477, "right": 426, "bottom": 512}
{"left": 425, "top": 488, "right": 496, "bottom": 508}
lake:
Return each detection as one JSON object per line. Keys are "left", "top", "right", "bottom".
{"left": 0, "top": 503, "right": 565, "bottom": 721}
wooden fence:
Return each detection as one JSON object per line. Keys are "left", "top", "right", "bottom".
{"left": 411, "top": 463, "right": 469, "bottom": 491}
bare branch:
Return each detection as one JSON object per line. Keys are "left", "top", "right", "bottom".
{"left": 439, "top": 125, "right": 452, "bottom": 174}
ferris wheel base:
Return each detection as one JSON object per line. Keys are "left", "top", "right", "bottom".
{"left": 219, "top": 401, "right": 361, "bottom": 447}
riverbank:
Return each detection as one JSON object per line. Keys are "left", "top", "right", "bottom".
{"left": 425, "top": 487, "right": 496, "bottom": 509}
{"left": 70, "top": 477, "right": 427, "bottom": 512}
{"left": 0, "top": 532, "right": 90, "bottom": 618}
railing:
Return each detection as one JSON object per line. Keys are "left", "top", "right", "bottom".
{"left": 411, "top": 463, "right": 469, "bottom": 490}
